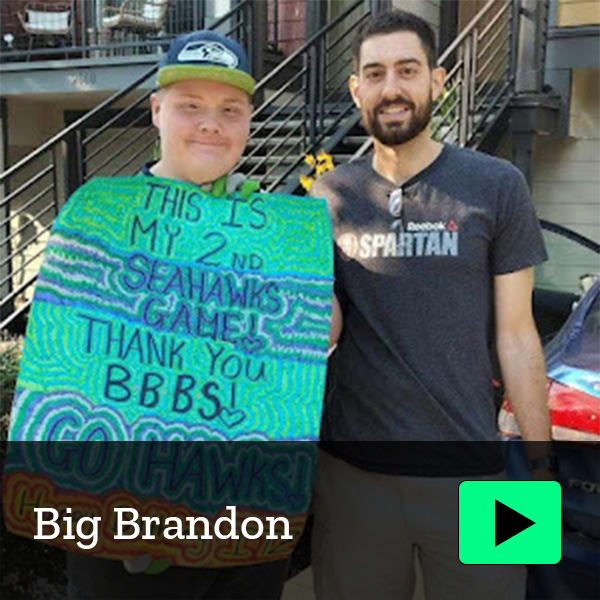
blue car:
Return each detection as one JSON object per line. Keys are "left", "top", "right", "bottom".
{"left": 499, "top": 222, "right": 599, "bottom": 599}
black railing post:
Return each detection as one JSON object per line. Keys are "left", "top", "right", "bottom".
{"left": 70, "top": 0, "right": 77, "bottom": 57}
{"left": 306, "top": 0, "right": 327, "bottom": 37}
{"left": 515, "top": 0, "right": 547, "bottom": 94}
{"left": 509, "top": 0, "right": 521, "bottom": 90}
{"left": 302, "top": 52, "right": 310, "bottom": 153}
{"left": 318, "top": 35, "right": 325, "bottom": 134}
{"left": 440, "top": 0, "right": 459, "bottom": 63}
{"left": 307, "top": 44, "right": 319, "bottom": 149}
{"left": 272, "top": 0, "right": 279, "bottom": 50}
{"left": 80, "top": 0, "right": 87, "bottom": 59}
{"left": 369, "top": 0, "right": 391, "bottom": 15}
{"left": 196, "top": 0, "right": 206, "bottom": 30}
{"left": 250, "top": 0, "right": 267, "bottom": 106}
{"left": 51, "top": 147, "right": 60, "bottom": 217}
{"left": 539, "top": 0, "right": 550, "bottom": 86}
{"left": 62, "top": 129, "right": 84, "bottom": 198}
{"left": 511, "top": 0, "right": 522, "bottom": 90}
{"left": 80, "top": 127, "right": 89, "bottom": 184}
{"left": 0, "top": 97, "right": 13, "bottom": 323}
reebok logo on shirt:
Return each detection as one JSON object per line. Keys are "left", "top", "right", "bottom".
{"left": 405, "top": 219, "right": 459, "bottom": 232}
{"left": 406, "top": 221, "right": 445, "bottom": 231}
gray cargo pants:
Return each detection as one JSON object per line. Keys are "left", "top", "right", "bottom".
{"left": 312, "top": 450, "right": 526, "bottom": 600}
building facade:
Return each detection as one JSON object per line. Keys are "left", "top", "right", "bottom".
{"left": 0, "top": 0, "right": 598, "bottom": 328}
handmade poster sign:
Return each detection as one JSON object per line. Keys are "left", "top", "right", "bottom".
{"left": 9, "top": 176, "right": 333, "bottom": 441}
{"left": 4, "top": 175, "right": 333, "bottom": 566}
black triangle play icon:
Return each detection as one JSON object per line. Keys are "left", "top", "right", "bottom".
{"left": 495, "top": 500, "right": 535, "bottom": 546}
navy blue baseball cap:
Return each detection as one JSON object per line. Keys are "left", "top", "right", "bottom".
{"left": 157, "top": 30, "right": 255, "bottom": 95}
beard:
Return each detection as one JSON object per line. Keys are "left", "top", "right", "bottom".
{"left": 362, "top": 95, "right": 434, "bottom": 146}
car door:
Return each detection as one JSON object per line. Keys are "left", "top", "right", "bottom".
{"left": 533, "top": 220, "right": 600, "bottom": 343}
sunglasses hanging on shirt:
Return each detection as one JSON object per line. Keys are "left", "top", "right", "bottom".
{"left": 388, "top": 188, "right": 403, "bottom": 231}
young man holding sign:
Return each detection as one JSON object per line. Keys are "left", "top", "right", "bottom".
{"left": 145, "top": 30, "right": 341, "bottom": 344}
{"left": 6, "top": 30, "right": 340, "bottom": 600}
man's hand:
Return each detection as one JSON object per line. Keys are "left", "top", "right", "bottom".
{"left": 330, "top": 294, "right": 343, "bottom": 348}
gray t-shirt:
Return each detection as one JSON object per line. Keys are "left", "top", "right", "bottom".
{"left": 314, "top": 145, "right": 547, "bottom": 450}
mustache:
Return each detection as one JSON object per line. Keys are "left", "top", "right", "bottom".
{"left": 373, "top": 97, "right": 415, "bottom": 114}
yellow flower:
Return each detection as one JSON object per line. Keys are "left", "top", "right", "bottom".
{"left": 299, "top": 174, "right": 315, "bottom": 192}
{"left": 304, "top": 154, "right": 317, "bottom": 168}
{"left": 300, "top": 151, "right": 335, "bottom": 192}
{"left": 315, "top": 151, "right": 334, "bottom": 176}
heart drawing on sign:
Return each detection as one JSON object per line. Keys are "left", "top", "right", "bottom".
{"left": 219, "top": 407, "right": 246, "bottom": 429}
{"left": 239, "top": 336, "right": 265, "bottom": 354}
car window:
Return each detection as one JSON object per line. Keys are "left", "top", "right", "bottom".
{"left": 535, "top": 221, "right": 600, "bottom": 295}
{"left": 563, "top": 293, "right": 600, "bottom": 372}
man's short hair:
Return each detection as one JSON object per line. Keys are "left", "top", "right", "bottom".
{"left": 352, "top": 10, "right": 438, "bottom": 72}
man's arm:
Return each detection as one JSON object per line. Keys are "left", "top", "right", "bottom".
{"left": 495, "top": 267, "right": 551, "bottom": 441}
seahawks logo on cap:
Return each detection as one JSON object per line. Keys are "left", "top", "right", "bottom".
{"left": 177, "top": 41, "right": 239, "bottom": 68}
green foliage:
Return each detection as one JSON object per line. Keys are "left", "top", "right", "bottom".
{"left": 0, "top": 338, "right": 21, "bottom": 441}
{"left": 0, "top": 336, "right": 66, "bottom": 599}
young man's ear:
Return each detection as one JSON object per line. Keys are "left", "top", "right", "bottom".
{"left": 430, "top": 66, "right": 446, "bottom": 102}
{"left": 150, "top": 92, "right": 161, "bottom": 128}
{"left": 349, "top": 74, "right": 361, "bottom": 109}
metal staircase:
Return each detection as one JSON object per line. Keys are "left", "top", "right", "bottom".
{"left": 0, "top": 0, "right": 542, "bottom": 332}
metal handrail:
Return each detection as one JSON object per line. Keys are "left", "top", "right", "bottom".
{"left": 0, "top": 0, "right": 368, "bottom": 330}
{"left": 0, "top": 0, "right": 253, "bottom": 330}
{"left": 0, "top": 75, "right": 154, "bottom": 186}
{"left": 351, "top": 0, "right": 519, "bottom": 161}
{"left": 254, "top": 0, "right": 365, "bottom": 94}
{"left": 83, "top": 90, "right": 153, "bottom": 149}
{"left": 238, "top": 0, "right": 368, "bottom": 190}
{"left": 540, "top": 220, "right": 600, "bottom": 254}
{"left": 0, "top": 0, "right": 536, "bottom": 331}
{"left": 0, "top": 221, "right": 54, "bottom": 272}
{"left": 0, "top": 164, "right": 54, "bottom": 209}
{"left": 438, "top": 0, "right": 498, "bottom": 63}
{"left": 0, "top": 0, "right": 251, "bottom": 62}
{"left": 0, "top": 183, "right": 53, "bottom": 229}
{"left": 0, "top": 0, "right": 251, "bottom": 184}
{"left": 113, "top": 136, "right": 157, "bottom": 175}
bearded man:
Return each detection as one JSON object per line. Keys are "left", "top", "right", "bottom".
{"left": 310, "top": 10, "right": 553, "bottom": 600}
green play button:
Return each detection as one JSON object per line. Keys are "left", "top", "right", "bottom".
{"left": 459, "top": 481, "right": 561, "bottom": 564}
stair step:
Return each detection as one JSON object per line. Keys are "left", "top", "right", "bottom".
{"left": 246, "top": 136, "right": 305, "bottom": 147}
{"left": 246, "top": 136, "right": 367, "bottom": 153}
{"left": 331, "top": 154, "right": 355, "bottom": 164}
{"left": 240, "top": 155, "right": 303, "bottom": 166}
{"left": 255, "top": 103, "right": 353, "bottom": 118}
{"left": 238, "top": 165, "right": 298, "bottom": 178}
{"left": 250, "top": 117, "right": 343, "bottom": 131}
{"left": 240, "top": 153, "right": 356, "bottom": 168}
{"left": 337, "top": 136, "right": 368, "bottom": 145}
